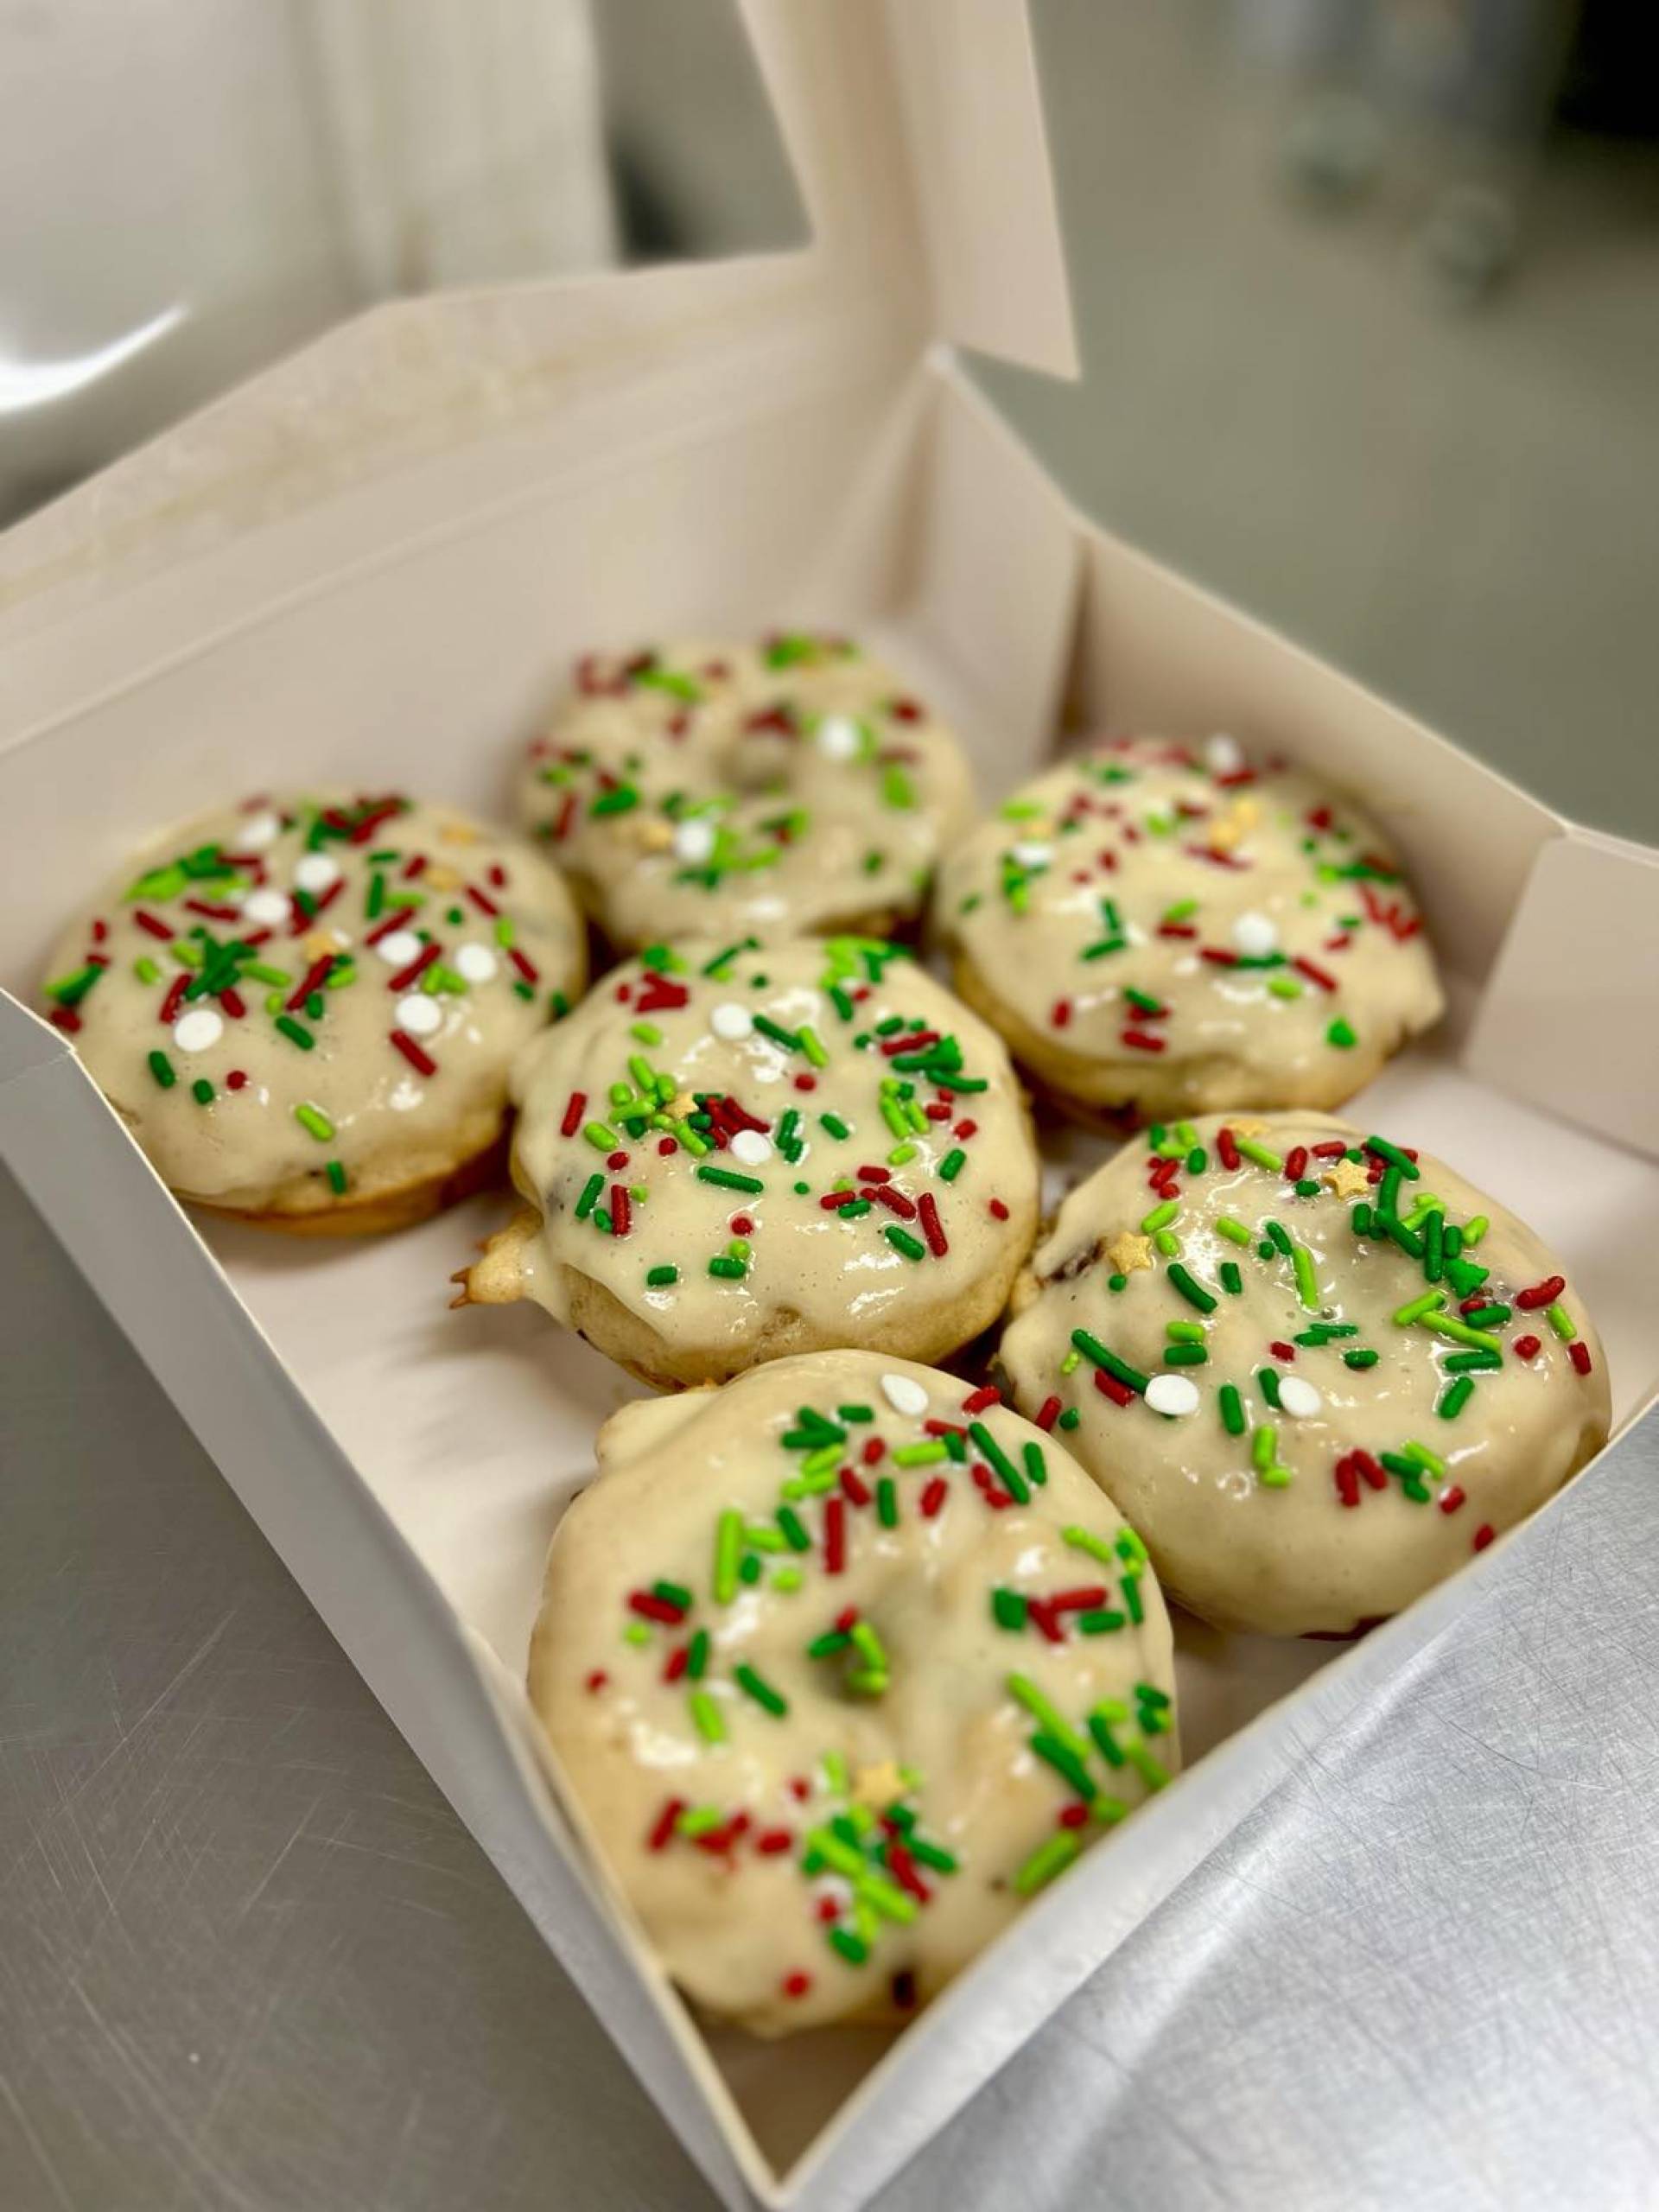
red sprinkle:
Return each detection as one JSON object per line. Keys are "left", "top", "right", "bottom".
{"left": 219, "top": 987, "right": 246, "bottom": 1019}
{"left": 861, "top": 1436, "right": 886, "bottom": 1466}
{"left": 1352, "top": 1449, "right": 1387, "bottom": 1491}
{"left": 389, "top": 1028, "right": 437, "bottom": 1077}
{"left": 856, "top": 1164, "right": 893, "bottom": 1184}
{"left": 757, "top": 1830, "right": 794, "bottom": 1856}
{"left": 792, "top": 1073, "right": 817, "bottom": 1092}
{"left": 870, "top": 1183, "right": 918, "bottom": 1220}
{"left": 49, "top": 1008, "right": 80, "bottom": 1033}
{"left": 1473, "top": 1524, "right": 1496, "bottom": 1552}
{"left": 585, "top": 1669, "right": 608, "bottom": 1694}
{"left": 782, "top": 1971, "right": 811, "bottom": 1999}
{"left": 465, "top": 883, "right": 501, "bottom": 918}
{"left": 919, "top": 1477, "right": 948, "bottom": 1517}
{"left": 1293, "top": 956, "right": 1337, "bottom": 993}
{"left": 226, "top": 1070, "right": 248, "bottom": 1091}
{"left": 824, "top": 1497, "right": 846, "bottom": 1574}
{"left": 1093, "top": 1370, "right": 1133, "bottom": 1408}
{"left": 961, "top": 1385, "right": 1000, "bottom": 1415}
{"left": 887, "top": 1842, "right": 931, "bottom": 1903}
{"left": 1122, "top": 1029, "right": 1166, "bottom": 1054}
{"left": 918, "top": 1192, "right": 948, "bottom": 1257}
{"left": 387, "top": 942, "right": 440, "bottom": 993}
{"left": 881, "top": 1030, "right": 938, "bottom": 1058}
{"left": 1217, "top": 1128, "right": 1241, "bottom": 1171}
{"left": 159, "top": 973, "right": 189, "bottom": 1025}
{"left": 663, "top": 1647, "right": 689, "bottom": 1682}
{"left": 561, "top": 1090, "right": 587, "bottom": 1137}
{"left": 1269, "top": 1341, "right": 1296, "bottom": 1363}
{"left": 628, "top": 1591, "right": 684, "bottom": 1624}
{"left": 840, "top": 1466, "right": 871, "bottom": 1507}
{"left": 1035, "top": 1395, "right": 1061, "bottom": 1432}
{"left": 1051, "top": 999, "right": 1072, "bottom": 1029}
{"left": 647, "top": 1799, "right": 685, "bottom": 1852}
{"left": 1513, "top": 1334, "right": 1542, "bottom": 1361}
{"left": 1515, "top": 1275, "right": 1566, "bottom": 1312}
{"left": 1027, "top": 1599, "right": 1064, "bottom": 1644}
{"left": 988, "top": 1198, "right": 1010, "bottom": 1221}
{"left": 1569, "top": 1340, "right": 1592, "bottom": 1376}
{"left": 1284, "top": 1147, "right": 1309, "bottom": 1182}
{"left": 1334, "top": 1458, "right": 1361, "bottom": 1509}
{"left": 287, "top": 955, "right": 334, "bottom": 1011}
{"left": 609, "top": 1185, "right": 631, "bottom": 1237}
{"left": 365, "top": 910, "right": 414, "bottom": 946}
{"left": 1312, "top": 1141, "right": 1347, "bottom": 1158}
{"left": 1058, "top": 1802, "right": 1090, "bottom": 1830}
{"left": 1051, "top": 1586, "right": 1109, "bottom": 1612}
{"left": 1439, "top": 1485, "right": 1466, "bottom": 1516}
{"left": 133, "top": 911, "right": 174, "bottom": 941}
{"left": 508, "top": 946, "right": 540, "bottom": 985}
{"left": 821, "top": 1189, "right": 861, "bottom": 1211}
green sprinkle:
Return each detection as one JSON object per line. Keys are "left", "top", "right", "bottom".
{"left": 325, "top": 1159, "right": 346, "bottom": 1193}
{"left": 689, "top": 1690, "right": 725, "bottom": 1744}
{"left": 1365, "top": 1135, "right": 1420, "bottom": 1179}
{"left": 734, "top": 1664, "right": 788, "bottom": 1718}
{"left": 1251, "top": 1424, "right": 1278, "bottom": 1472}
{"left": 939, "top": 1147, "right": 967, "bottom": 1183}
{"left": 1219, "top": 1383, "right": 1246, "bottom": 1436}
{"left": 1326, "top": 1018, "right": 1357, "bottom": 1049}
{"left": 1022, "top": 1442, "right": 1048, "bottom": 1491}
{"left": 1462, "top": 1215, "right": 1490, "bottom": 1248}
{"left": 1219, "top": 1261, "right": 1243, "bottom": 1295}
{"left": 1256, "top": 1365, "right": 1283, "bottom": 1410}
{"left": 583, "top": 1120, "right": 620, "bottom": 1150}
{"left": 820, "top": 1113, "right": 850, "bottom": 1140}
{"left": 575, "top": 1172, "right": 603, "bottom": 1220}
{"left": 753, "top": 1014, "right": 802, "bottom": 1052}
{"left": 696, "top": 1164, "right": 765, "bottom": 1195}
{"left": 190, "top": 1077, "right": 214, "bottom": 1106}
{"left": 714, "top": 1509, "right": 742, "bottom": 1604}
{"left": 1290, "top": 1244, "right": 1319, "bottom": 1310}
{"left": 1216, "top": 1216, "right": 1252, "bottom": 1246}
{"left": 1234, "top": 1136, "right": 1284, "bottom": 1172}
{"left": 1421, "top": 1313, "right": 1502, "bottom": 1354}
{"left": 274, "top": 1015, "right": 313, "bottom": 1051}
{"left": 1007, "top": 1673, "right": 1090, "bottom": 1763}
{"left": 876, "top": 1477, "right": 899, "bottom": 1528}
{"left": 1166, "top": 1263, "right": 1217, "bottom": 1314}
{"left": 1546, "top": 1302, "right": 1577, "bottom": 1343}
{"left": 1344, "top": 1348, "right": 1380, "bottom": 1370}
{"left": 1443, "top": 1348, "right": 1501, "bottom": 1372}
{"left": 885, "top": 1225, "right": 927, "bottom": 1262}
{"left": 1141, "top": 1200, "right": 1179, "bottom": 1234}
{"left": 993, "top": 1588, "right": 1028, "bottom": 1630}
{"left": 1063, "top": 1526, "right": 1116, "bottom": 1567}
{"left": 645, "top": 1264, "right": 678, "bottom": 1287}
{"left": 1070, "top": 1331, "right": 1148, "bottom": 1395}
{"left": 1013, "top": 1828, "right": 1081, "bottom": 1897}
{"left": 1394, "top": 1291, "right": 1446, "bottom": 1326}
{"left": 294, "top": 1103, "right": 334, "bottom": 1141}
{"left": 1029, "top": 1732, "right": 1096, "bottom": 1801}
{"left": 147, "top": 1050, "right": 177, "bottom": 1090}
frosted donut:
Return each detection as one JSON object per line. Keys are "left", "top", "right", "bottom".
{"left": 933, "top": 734, "right": 1444, "bottom": 1125}
{"left": 40, "top": 791, "right": 586, "bottom": 1231}
{"left": 528, "top": 1351, "right": 1178, "bottom": 2034}
{"left": 456, "top": 938, "right": 1039, "bottom": 1389}
{"left": 517, "top": 632, "right": 975, "bottom": 951}
{"left": 999, "top": 1111, "right": 1610, "bottom": 1637}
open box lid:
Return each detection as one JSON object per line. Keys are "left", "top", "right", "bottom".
{"left": 0, "top": 0, "right": 1076, "bottom": 721}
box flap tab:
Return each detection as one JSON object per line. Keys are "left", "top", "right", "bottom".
{"left": 744, "top": 0, "right": 1076, "bottom": 379}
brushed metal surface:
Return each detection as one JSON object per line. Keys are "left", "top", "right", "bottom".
{"left": 4, "top": 1157, "right": 1657, "bottom": 2210}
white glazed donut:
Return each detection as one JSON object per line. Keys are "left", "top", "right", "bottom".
{"left": 518, "top": 633, "right": 975, "bottom": 950}
{"left": 999, "top": 1111, "right": 1611, "bottom": 1636}
{"left": 934, "top": 734, "right": 1445, "bottom": 1125}
{"left": 528, "top": 1351, "right": 1178, "bottom": 2034}
{"left": 459, "top": 937, "right": 1040, "bottom": 1388}
{"left": 40, "top": 791, "right": 586, "bottom": 1230}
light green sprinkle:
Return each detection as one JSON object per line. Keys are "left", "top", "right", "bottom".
{"left": 713, "top": 1509, "right": 743, "bottom": 1605}
{"left": 689, "top": 1691, "right": 725, "bottom": 1744}
{"left": 294, "top": 1102, "right": 334, "bottom": 1141}
{"left": 1013, "top": 1828, "right": 1081, "bottom": 1897}
{"left": 1216, "top": 1216, "right": 1252, "bottom": 1246}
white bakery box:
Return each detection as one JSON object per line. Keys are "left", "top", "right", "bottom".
{"left": 2, "top": 4, "right": 1656, "bottom": 2207}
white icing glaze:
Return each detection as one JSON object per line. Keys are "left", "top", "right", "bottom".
{"left": 1000, "top": 1111, "right": 1611, "bottom": 1635}
{"left": 528, "top": 1351, "right": 1178, "bottom": 2033}
{"left": 935, "top": 736, "right": 1446, "bottom": 1119}
{"left": 41, "top": 792, "right": 586, "bottom": 1217}
{"left": 491, "top": 938, "right": 1040, "bottom": 1378}
{"left": 517, "top": 635, "right": 976, "bottom": 949}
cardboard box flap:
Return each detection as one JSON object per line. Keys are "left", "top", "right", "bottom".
{"left": 0, "top": 0, "right": 1073, "bottom": 683}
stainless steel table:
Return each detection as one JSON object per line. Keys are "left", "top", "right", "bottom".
{"left": 4, "top": 1162, "right": 1656, "bottom": 2210}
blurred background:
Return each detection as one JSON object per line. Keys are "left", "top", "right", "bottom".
{"left": 0, "top": 0, "right": 1654, "bottom": 836}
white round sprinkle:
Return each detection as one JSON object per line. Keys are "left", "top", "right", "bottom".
{"left": 240, "top": 887, "right": 289, "bottom": 926}
{"left": 237, "top": 810, "right": 281, "bottom": 851}
{"left": 1145, "top": 1374, "right": 1200, "bottom": 1418}
{"left": 293, "top": 853, "right": 340, "bottom": 895}
{"left": 672, "top": 817, "right": 716, "bottom": 865}
{"left": 1205, "top": 732, "right": 1244, "bottom": 776}
{"left": 397, "top": 994, "right": 442, "bottom": 1037}
{"left": 1010, "top": 841, "right": 1052, "bottom": 869}
{"left": 729, "top": 1128, "right": 772, "bottom": 1166}
{"left": 709, "top": 1001, "right": 753, "bottom": 1042}
{"left": 455, "top": 942, "right": 498, "bottom": 984}
{"left": 815, "top": 715, "right": 861, "bottom": 761}
{"left": 172, "top": 1007, "right": 224, "bottom": 1055}
{"left": 1276, "top": 1376, "right": 1324, "bottom": 1419}
{"left": 880, "top": 1373, "right": 930, "bottom": 1418}
{"left": 1231, "top": 910, "right": 1279, "bottom": 957}
{"left": 374, "top": 929, "right": 423, "bottom": 968}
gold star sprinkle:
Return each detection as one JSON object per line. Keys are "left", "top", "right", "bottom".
{"left": 1231, "top": 1116, "right": 1272, "bottom": 1137}
{"left": 1324, "top": 1157, "right": 1370, "bottom": 1200}
{"left": 437, "top": 819, "right": 480, "bottom": 845}
{"left": 852, "top": 1761, "right": 906, "bottom": 1808}
{"left": 425, "top": 862, "right": 461, "bottom": 891}
{"left": 302, "top": 928, "right": 346, "bottom": 959}
{"left": 1105, "top": 1230, "right": 1154, "bottom": 1275}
